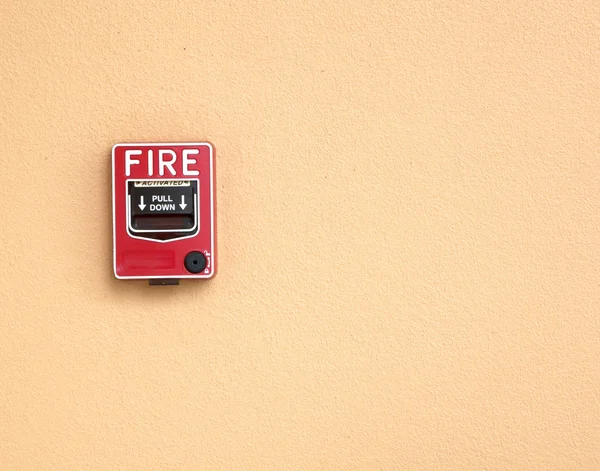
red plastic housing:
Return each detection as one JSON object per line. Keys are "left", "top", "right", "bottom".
{"left": 112, "top": 142, "right": 216, "bottom": 280}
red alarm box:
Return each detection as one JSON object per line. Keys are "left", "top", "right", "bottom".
{"left": 112, "top": 142, "right": 216, "bottom": 282}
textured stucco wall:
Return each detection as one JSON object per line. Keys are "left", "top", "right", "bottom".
{"left": 1, "top": 0, "right": 599, "bottom": 469}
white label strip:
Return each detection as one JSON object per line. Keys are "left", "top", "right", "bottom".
{"left": 134, "top": 180, "right": 191, "bottom": 187}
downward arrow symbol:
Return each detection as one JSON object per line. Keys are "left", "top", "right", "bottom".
{"left": 180, "top": 195, "right": 187, "bottom": 210}
{"left": 138, "top": 195, "right": 146, "bottom": 210}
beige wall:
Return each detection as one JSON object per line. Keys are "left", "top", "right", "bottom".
{"left": 1, "top": 0, "right": 599, "bottom": 469}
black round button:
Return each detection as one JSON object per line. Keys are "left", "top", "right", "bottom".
{"left": 184, "top": 251, "right": 207, "bottom": 273}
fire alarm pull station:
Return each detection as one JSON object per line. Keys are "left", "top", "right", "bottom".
{"left": 112, "top": 143, "right": 216, "bottom": 284}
